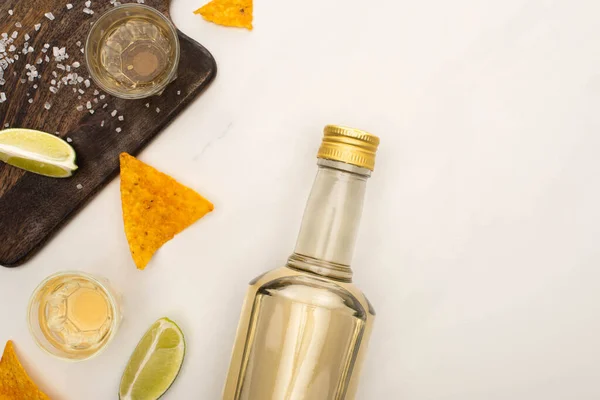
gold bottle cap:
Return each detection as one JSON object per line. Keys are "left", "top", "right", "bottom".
{"left": 317, "top": 125, "right": 380, "bottom": 171}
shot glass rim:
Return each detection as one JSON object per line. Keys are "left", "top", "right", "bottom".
{"left": 84, "top": 3, "right": 181, "bottom": 100}
{"left": 27, "top": 270, "right": 121, "bottom": 362}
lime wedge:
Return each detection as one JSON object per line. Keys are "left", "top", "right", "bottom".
{"left": 0, "top": 128, "right": 78, "bottom": 178}
{"left": 119, "top": 318, "right": 186, "bottom": 400}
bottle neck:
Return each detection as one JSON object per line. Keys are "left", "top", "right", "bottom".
{"left": 287, "top": 159, "right": 370, "bottom": 282}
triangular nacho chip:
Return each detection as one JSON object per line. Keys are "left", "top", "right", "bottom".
{"left": 120, "top": 153, "right": 214, "bottom": 270}
{"left": 194, "top": 0, "right": 253, "bottom": 30}
{"left": 0, "top": 341, "right": 50, "bottom": 400}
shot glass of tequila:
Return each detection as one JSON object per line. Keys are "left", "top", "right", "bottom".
{"left": 27, "top": 271, "right": 122, "bottom": 361}
{"left": 85, "top": 4, "right": 180, "bottom": 99}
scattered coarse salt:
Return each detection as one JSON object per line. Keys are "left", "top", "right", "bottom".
{"left": 51, "top": 79, "right": 56, "bottom": 85}
{"left": 52, "top": 71, "right": 58, "bottom": 78}
{"left": 78, "top": 89, "right": 85, "bottom": 94}
{"left": 76, "top": 105, "right": 84, "bottom": 111}
{"left": 66, "top": 4, "right": 73, "bottom": 10}
{"left": 116, "top": 127, "right": 122, "bottom": 133}
{"left": 11, "top": 31, "right": 18, "bottom": 39}
{"left": 155, "top": 107, "right": 160, "bottom": 113}
{"left": 4, "top": 123, "right": 9, "bottom": 128}
{"left": 24, "top": 34, "right": 30, "bottom": 41}
{"left": 72, "top": 61, "right": 80, "bottom": 68}
{"left": 145, "top": 103, "right": 149, "bottom": 108}
{"left": 89, "top": 109, "right": 94, "bottom": 114}
{"left": 15, "top": 22, "right": 22, "bottom": 28}
{"left": 102, "top": 103, "right": 108, "bottom": 109}
{"left": 66, "top": 137, "right": 72, "bottom": 143}
{"left": 99, "top": 94, "right": 106, "bottom": 100}
{"left": 84, "top": 79, "right": 90, "bottom": 88}
{"left": 33, "top": 84, "right": 38, "bottom": 89}
{"left": 76, "top": 41, "right": 82, "bottom": 47}
{"left": 93, "top": 98, "right": 98, "bottom": 103}
{"left": 28, "top": 46, "right": 34, "bottom": 53}
{"left": 83, "top": 8, "right": 94, "bottom": 15}
{"left": 100, "top": 120, "right": 105, "bottom": 127}
{"left": 137, "top": 0, "right": 145, "bottom": 3}
{"left": 77, "top": 95, "right": 82, "bottom": 100}
{"left": 0, "top": 93, "right": 6, "bottom": 103}
{"left": 86, "top": 101, "right": 92, "bottom": 109}
{"left": 36, "top": 58, "right": 42, "bottom": 64}
{"left": 44, "top": 102, "right": 52, "bottom": 110}
{"left": 45, "top": 12, "right": 55, "bottom": 21}
{"left": 93, "top": 89, "right": 99, "bottom": 95}
{"left": 28, "top": 98, "right": 33, "bottom": 104}
{"left": 111, "top": 110, "right": 117, "bottom": 117}
{"left": 20, "top": 78, "right": 26, "bottom": 83}
{"left": 77, "top": 76, "right": 84, "bottom": 83}
{"left": 76, "top": 184, "right": 83, "bottom": 190}
{"left": 80, "top": 48, "right": 84, "bottom": 54}
{"left": 8, "top": 45, "right": 16, "bottom": 52}
{"left": 8, "top": 10, "right": 13, "bottom": 16}
{"left": 57, "top": 64, "right": 66, "bottom": 70}
{"left": 177, "top": 90, "right": 181, "bottom": 95}
{"left": 44, "top": 43, "right": 50, "bottom": 49}
{"left": 45, "top": 55, "right": 50, "bottom": 62}
{"left": 34, "top": 24, "right": 41, "bottom": 31}
{"left": 118, "top": 115, "right": 124, "bottom": 121}
{"left": 50, "top": 86, "right": 58, "bottom": 93}
{"left": 85, "top": 0, "right": 92, "bottom": 7}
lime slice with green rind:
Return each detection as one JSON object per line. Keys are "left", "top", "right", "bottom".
{"left": 0, "top": 128, "right": 77, "bottom": 178}
{"left": 119, "top": 318, "right": 185, "bottom": 400}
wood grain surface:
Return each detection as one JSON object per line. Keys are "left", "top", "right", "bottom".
{"left": 0, "top": 0, "right": 217, "bottom": 267}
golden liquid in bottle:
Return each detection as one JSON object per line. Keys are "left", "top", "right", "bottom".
{"left": 224, "top": 268, "right": 375, "bottom": 400}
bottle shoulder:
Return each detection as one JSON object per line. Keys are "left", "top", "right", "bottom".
{"left": 249, "top": 267, "right": 375, "bottom": 317}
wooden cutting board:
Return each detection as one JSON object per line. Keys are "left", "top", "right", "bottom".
{"left": 0, "top": 0, "right": 217, "bottom": 267}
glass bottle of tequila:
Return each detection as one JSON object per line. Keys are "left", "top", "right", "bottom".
{"left": 223, "top": 125, "right": 380, "bottom": 400}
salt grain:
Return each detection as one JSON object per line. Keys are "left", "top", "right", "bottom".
{"left": 0, "top": 93, "right": 6, "bottom": 103}
{"left": 8, "top": 10, "right": 13, "bottom": 16}
{"left": 24, "top": 34, "right": 30, "bottom": 41}
{"left": 76, "top": 184, "right": 83, "bottom": 190}
{"left": 15, "top": 22, "right": 22, "bottom": 28}
{"left": 177, "top": 90, "right": 181, "bottom": 95}
{"left": 99, "top": 94, "right": 105, "bottom": 100}
{"left": 33, "top": 84, "right": 38, "bottom": 89}
{"left": 72, "top": 61, "right": 80, "bottom": 68}
{"left": 34, "top": 24, "right": 41, "bottom": 31}
{"left": 89, "top": 109, "right": 94, "bottom": 114}
{"left": 28, "top": 98, "right": 33, "bottom": 104}
{"left": 78, "top": 89, "right": 85, "bottom": 94}
{"left": 51, "top": 79, "right": 56, "bottom": 85}
{"left": 102, "top": 103, "right": 108, "bottom": 108}
{"left": 45, "top": 12, "right": 55, "bottom": 21}
{"left": 76, "top": 41, "right": 82, "bottom": 47}
{"left": 111, "top": 110, "right": 117, "bottom": 117}
{"left": 76, "top": 105, "right": 84, "bottom": 111}
{"left": 66, "top": 4, "right": 73, "bottom": 10}
{"left": 116, "top": 127, "right": 122, "bottom": 133}
{"left": 100, "top": 120, "right": 105, "bottom": 127}
{"left": 86, "top": 101, "right": 92, "bottom": 109}
{"left": 85, "top": 0, "right": 92, "bottom": 7}
{"left": 4, "top": 123, "right": 9, "bottom": 128}
{"left": 66, "top": 137, "right": 72, "bottom": 143}
{"left": 84, "top": 79, "right": 90, "bottom": 88}
{"left": 93, "top": 89, "right": 99, "bottom": 95}
{"left": 155, "top": 107, "right": 160, "bottom": 113}
{"left": 118, "top": 115, "right": 124, "bottom": 121}
{"left": 11, "top": 31, "right": 18, "bottom": 39}
{"left": 44, "top": 102, "right": 52, "bottom": 110}
{"left": 145, "top": 103, "right": 149, "bottom": 108}
{"left": 83, "top": 8, "right": 94, "bottom": 15}
{"left": 49, "top": 86, "right": 58, "bottom": 93}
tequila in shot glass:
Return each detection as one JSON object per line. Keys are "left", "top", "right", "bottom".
{"left": 28, "top": 271, "right": 122, "bottom": 361}
{"left": 85, "top": 4, "right": 180, "bottom": 99}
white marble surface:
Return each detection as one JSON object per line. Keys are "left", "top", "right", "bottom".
{"left": 2, "top": 0, "right": 600, "bottom": 398}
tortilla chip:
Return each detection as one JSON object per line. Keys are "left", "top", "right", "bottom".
{"left": 120, "top": 153, "right": 214, "bottom": 270}
{"left": 194, "top": 0, "right": 253, "bottom": 30}
{"left": 0, "top": 341, "right": 50, "bottom": 400}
